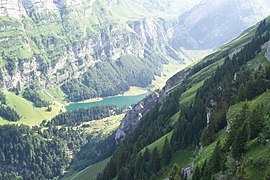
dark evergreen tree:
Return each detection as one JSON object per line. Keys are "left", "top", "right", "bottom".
{"left": 162, "top": 137, "right": 172, "bottom": 165}
{"left": 134, "top": 153, "right": 143, "bottom": 179}
{"left": 192, "top": 166, "right": 200, "bottom": 180}
{"left": 237, "top": 84, "right": 247, "bottom": 101}
{"left": 143, "top": 147, "right": 151, "bottom": 162}
{"left": 0, "top": 125, "right": 87, "bottom": 179}
{"left": 0, "top": 91, "right": 6, "bottom": 104}
{"left": 117, "top": 168, "right": 127, "bottom": 180}
{"left": 231, "top": 122, "right": 249, "bottom": 159}
{"left": 150, "top": 147, "right": 161, "bottom": 173}
{"left": 249, "top": 107, "right": 264, "bottom": 139}
{"left": 209, "top": 141, "right": 223, "bottom": 174}
{"left": 107, "top": 159, "right": 116, "bottom": 178}
{"left": 229, "top": 103, "right": 250, "bottom": 146}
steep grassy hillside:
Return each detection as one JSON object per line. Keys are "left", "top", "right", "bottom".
{"left": 64, "top": 157, "right": 111, "bottom": 180}
{"left": 0, "top": 92, "right": 64, "bottom": 126}
{"left": 95, "top": 17, "right": 270, "bottom": 180}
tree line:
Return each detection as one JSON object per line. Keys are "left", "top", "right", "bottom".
{"left": 22, "top": 87, "right": 50, "bottom": 108}
{"left": 48, "top": 105, "right": 123, "bottom": 126}
{"left": 0, "top": 91, "right": 20, "bottom": 122}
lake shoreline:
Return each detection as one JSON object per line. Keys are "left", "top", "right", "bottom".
{"left": 68, "top": 86, "right": 150, "bottom": 105}
{"left": 65, "top": 92, "right": 149, "bottom": 111}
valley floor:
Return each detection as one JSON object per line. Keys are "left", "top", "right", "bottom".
{"left": 0, "top": 57, "right": 201, "bottom": 126}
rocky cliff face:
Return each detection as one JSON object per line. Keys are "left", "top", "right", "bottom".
{"left": 0, "top": 0, "right": 182, "bottom": 92}
{"left": 0, "top": 0, "right": 82, "bottom": 18}
{"left": 115, "top": 68, "right": 190, "bottom": 143}
{"left": 128, "top": 18, "right": 174, "bottom": 47}
{"left": 0, "top": 0, "right": 270, "bottom": 99}
{"left": 115, "top": 92, "right": 160, "bottom": 143}
{"left": 264, "top": 41, "right": 270, "bottom": 61}
{"left": 0, "top": 0, "right": 26, "bottom": 18}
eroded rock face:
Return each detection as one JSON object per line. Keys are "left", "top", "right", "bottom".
{"left": 265, "top": 41, "right": 270, "bottom": 61}
{"left": 0, "top": 0, "right": 27, "bottom": 18}
{"left": 21, "top": 0, "right": 58, "bottom": 14}
{"left": 0, "top": 2, "right": 181, "bottom": 91}
{"left": 115, "top": 92, "right": 160, "bottom": 143}
{"left": 128, "top": 17, "right": 174, "bottom": 47}
{"left": 0, "top": 0, "right": 82, "bottom": 18}
{"left": 115, "top": 68, "right": 189, "bottom": 143}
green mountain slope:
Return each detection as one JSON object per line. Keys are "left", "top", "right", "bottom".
{"left": 95, "top": 17, "right": 270, "bottom": 180}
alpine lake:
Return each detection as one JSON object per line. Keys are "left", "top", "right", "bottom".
{"left": 65, "top": 93, "right": 148, "bottom": 111}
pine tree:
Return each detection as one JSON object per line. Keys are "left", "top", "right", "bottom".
{"left": 210, "top": 140, "right": 222, "bottom": 173}
{"left": 192, "top": 166, "right": 200, "bottom": 180}
{"left": 134, "top": 153, "right": 143, "bottom": 179}
{"left": 162, "top": 137, "right": 172, "bottom": 165}
{"left": 118, "top": 168, "right": 126, "bottom": 180}
{"left": 107, "top": 159, "right": 116, "bottom": 178}
{"left": 200, "top": 127, "right": 215, "bottom": 147}
{"left": 237, "top": 103, "right": 250, "bottom": 125}
{"left": 225, "top": 155, "right": 237, "bottom": 177}
{"left": 124, "top": 169, "right": 133, "bottom": 180}
{"left": 202, "top": 160, "right": 211, "bottom": 180}
{"left": 150, "top": 147, "right": 161, "bottom": 173}
{"left": 249, "top": 107, "right": 264, "bottom": 139}
{"left": 143, "top": 148, "right": 150, "bottom": 162}
{"left": 236, "top": 166, "right": 248, "bottom": 179}
{"left": 231, "top": 122, "right": 249, "bottom": 159}
{"left": 229, "top": 103, "right": 250, "bottom": 145}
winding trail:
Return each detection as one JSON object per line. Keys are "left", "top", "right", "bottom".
{"left": 70, "top": 165, "right": 93, "bottom": 180}
{"left": 43, "top": 90, "right": 66, "bottom": 107}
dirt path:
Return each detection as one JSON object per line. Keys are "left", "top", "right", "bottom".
{"left": 70, "top": 165, "right": 93, "bottom": 180}
{"left": 43, "top": 91, "right": 66, "bottom": 107}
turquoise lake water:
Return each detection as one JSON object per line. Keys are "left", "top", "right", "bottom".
{"left": 65, "top": 93, "right": 148, "bottom": 111}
